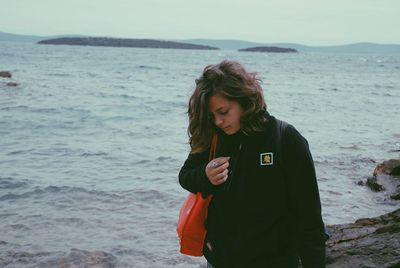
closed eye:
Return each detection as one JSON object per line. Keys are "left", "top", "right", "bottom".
{"left": 218, "top": 109, "right": 229, "bottom": 115}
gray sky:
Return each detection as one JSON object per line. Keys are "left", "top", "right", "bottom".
{"left": 1, "top": 0, "right": 399, "bottom": 45}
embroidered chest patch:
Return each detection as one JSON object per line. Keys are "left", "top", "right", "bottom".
{"left": 260, "top": 152, "right": 273, "bottom": 166}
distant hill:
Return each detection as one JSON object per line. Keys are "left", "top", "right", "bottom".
{"left": 38, "top": 37, "right": 219, "bottom": 50}
{"left": 180, "top": 39, "right": 400, "bottom": 54}
{"left": 0, "top": 31, "right": 85, "bottom": 43}
{"left": 0, "top": 31, "right": 44, "bottom": 42}
{"left": 268, "top": 42, "right": 400, "bottom": 54}
{"left": 1, "top": 32, "right": 399, "bottom": 53}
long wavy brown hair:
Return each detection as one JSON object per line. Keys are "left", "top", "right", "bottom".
{"left": 188, "top": 60, "right": 267, "bottom": 153}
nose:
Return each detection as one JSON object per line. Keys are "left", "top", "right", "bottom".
{"left": 214, "top": 116, "right": 223, "bottom": 128}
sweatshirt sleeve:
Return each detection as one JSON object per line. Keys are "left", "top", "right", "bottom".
{"left": 179, "top": 150, "right": 216, "bottom": 195}
{"left": 282, "top": 125, "right": 326, "bottom": 267}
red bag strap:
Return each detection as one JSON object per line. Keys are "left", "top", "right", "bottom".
{"left": 208, "top": 133, "right": 218, "bottom": 160}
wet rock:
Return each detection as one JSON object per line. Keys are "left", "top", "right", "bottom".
{"left": 0, "top": 71, "right": 12, "bottom": 78}
{"left": 325, "top": 208, "right": 400, "bottom": 267}
{"left": 0, "top": 71, "right": 18, "bottom": 88}
{"left": 365, "top": 159, "right": 400, "bottom": 200}
{"left": 390, "top": 192, "right": 400, "bottom": 200}
{"left": 366, "top": 176, "right": 385, "bottom": 192}
{"left": 374, "top": 159, "right": 400, "bottom": 176}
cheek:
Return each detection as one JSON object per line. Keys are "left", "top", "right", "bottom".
{"left": 233, "top": 112, "right": 242, "bottom": 125}
{"left": 235, "top": 107, "right": 244, "bottom": 121}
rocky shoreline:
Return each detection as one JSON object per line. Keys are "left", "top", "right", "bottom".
{"left": 323, "top": 159, "right": 400, "bottom": 267}
{"left": 325, "top": 208, "right": 400, "bottom": 267}
{"left": 364, "top": 159, "right": 400, "bottom": 200}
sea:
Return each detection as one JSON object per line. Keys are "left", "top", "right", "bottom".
{"left": 1, "top": 42, "right": 399, "bottom": 267}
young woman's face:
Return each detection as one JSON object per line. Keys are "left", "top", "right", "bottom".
{"left": 208, "top": 93, "right": 243, "bottom": 135}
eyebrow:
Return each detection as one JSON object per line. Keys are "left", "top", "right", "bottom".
{"left": 213, "top": 105, "right": 229, "bottom": 113}
{"left": 215, "top": 107, "right": 227, "bottom": 112}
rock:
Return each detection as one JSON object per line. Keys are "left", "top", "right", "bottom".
{"left": 365, "top": 159, "right": 400, "bottom": 200}
{"left": 6, "top": 82, "right": 18, "bottom": 87}
{"left": 374, "top": 159, "right": 400, "bottom": 176}
{"left": 325, "top": 208, "right": 400, "bottom": 267}
{"left": 366, "top": 176, "right": 385, "bottom": 192}
{"left": 0, "top": 71, "right": 12, "bottom": 78}
{"left": 390, "top": 192, "right": 400, "bottom": 200}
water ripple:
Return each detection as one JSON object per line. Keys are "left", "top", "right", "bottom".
{"left": 0, "top": 177, "right": 29, "bottom": 189}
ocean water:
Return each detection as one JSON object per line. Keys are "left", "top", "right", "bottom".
{"left": 0, "top": 42, "right": 399, "bottom": 267}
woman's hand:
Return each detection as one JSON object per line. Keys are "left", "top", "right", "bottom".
{"left": 205, "top": 157, "right": 230, "bottom": 186}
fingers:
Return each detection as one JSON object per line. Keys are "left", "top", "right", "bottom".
{"left": 215, "top": 169, "right": 229, "bottom": 183}
{"left": 214, "top": 161, "right": 229, "bottom": 173}
{"left": 209, "top": 171, "right": 228, "bottom": 186}
{"left": 206, "top": 157, "right": 230, "bottom": 186}
{"left": 208, "top": 157, "right": 230, "bottom": 170}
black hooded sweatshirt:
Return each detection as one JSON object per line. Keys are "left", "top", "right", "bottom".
{"left": 179, "top": 115, "right": 326, "bottom": 268}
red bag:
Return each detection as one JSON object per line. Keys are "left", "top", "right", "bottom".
{"left": 177, "top": 134, "right": 218, "bottom": 256}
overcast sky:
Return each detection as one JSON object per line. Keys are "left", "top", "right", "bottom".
{"left": 1, "top": 0, "right": 399, "bottom": 45}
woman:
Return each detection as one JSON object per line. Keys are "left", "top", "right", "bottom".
{"left": 179, "top": 60, "right": 326, "bottom": 267}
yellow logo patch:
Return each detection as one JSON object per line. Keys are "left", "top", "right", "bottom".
{"left": 260, "top": 152, "right": 273, "bottom": 166}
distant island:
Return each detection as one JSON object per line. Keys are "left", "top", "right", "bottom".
{"left": 2, "top": 32, "right": 400, "bottom": 53}
{"left": 239, "top": 46, "right": 298, "bottom": 53}
{"left": 37, "top": 37, "right": 219, "bottom": 50}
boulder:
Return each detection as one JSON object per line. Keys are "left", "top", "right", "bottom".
{"left": 374, "top": 159, "right": 400, "bottom": 176}
{"left": 325, "top": 208, "right": 400, "bottom": 267}
{"left": 0, "top": 71, "right": 12, "bottom": 78}
{"left": 365, "top": 159, "right": 400, "bottom": 200}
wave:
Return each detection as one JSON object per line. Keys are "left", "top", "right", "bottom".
{"left": 7, "top": 149, "right": 35, "bottom": 156}
{"left": 103, "top": 115, "right": 136, "bottom": 121}
{"left": 137, "top": 65, "right": 161, "bottom": 70}
{"left": 119, "top": 94, "right": 137, "bottom": 99}
{"left": 1, "top": 248, "right": 117, "bottom": 268}
{"left": 318, "top": 87, "right": 339, "bottom": 92}
{"left": 0, "top": 105, "right": 30, "bottom": 111}
{"left": 0, "top": 177, "right": 29, "bottom": 189}
{"left": 48, "top": 73, "right": 73, "bottom": 77}
{"left": 5, "top": 223, "right": 31, "bottom": 231}
{"left": 339, "top": 144, "right": 361, "bottom": 150}
{"left": 350, "top": 157, "right": 377, "bottom": 164}
{"left": 155, "top": 156, "right": 174, "bottom": 162}
{"left": 0, "top": 185, "right": 122, "bottom": 202}
{"left": 80, "top": 151, "right": 108, "bottom": 157}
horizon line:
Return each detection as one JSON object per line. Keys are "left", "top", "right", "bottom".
{"left": 1, "top": 30, "right": 400, "bottom": 47}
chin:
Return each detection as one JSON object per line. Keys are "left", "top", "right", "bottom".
{"left": 224, "top": 128, "right": 240, "bottom": 135}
